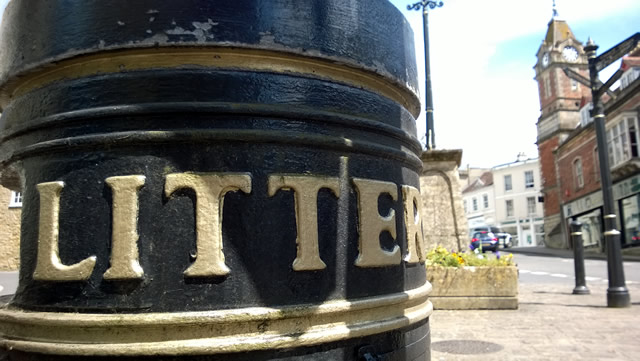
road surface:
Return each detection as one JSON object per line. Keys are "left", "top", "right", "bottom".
{"left": 514, "top": 253, "right": 640, "bottom": 286}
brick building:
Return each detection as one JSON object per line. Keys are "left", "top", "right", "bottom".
{"left": 558, "top": 51, "right": 640, "bottom": 251}
{"left": 534, "top": 12, "right": 640, "bottom": 251}
{"left": 533, "top": 13, "right": 591, "bottom": 248}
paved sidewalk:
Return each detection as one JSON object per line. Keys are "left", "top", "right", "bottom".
{"left": 430, "top": 282, "right": 640, "bottom": 360}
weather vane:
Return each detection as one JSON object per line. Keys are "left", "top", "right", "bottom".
{"left": 552, "top": 0, "right": 558, "bottom": 18}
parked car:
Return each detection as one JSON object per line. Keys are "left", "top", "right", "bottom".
{"left": 470, "top": 231, "right": 499, "bottom": 252}
{"left": 471, "top": 226, "right": 512, "bottom": 248}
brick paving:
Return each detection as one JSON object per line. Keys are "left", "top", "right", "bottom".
{"left": 430, "top": 282, "right": 640, "bottom": 360}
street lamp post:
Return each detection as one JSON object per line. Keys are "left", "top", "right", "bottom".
{"left": 584, "top": 38, "right": 631, "bottom": 308}
{"left": 407, "top": 1, "right": 443, "bottom": 150}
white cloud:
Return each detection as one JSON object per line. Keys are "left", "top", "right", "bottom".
{"left": 420, "top": 0, "right": 637, "bottom": 45}
{"left": 0, "top": 0, "right": 636, "bottom": 168}
{"left": 396, "top": 0, "right": 640, "bottom": 167}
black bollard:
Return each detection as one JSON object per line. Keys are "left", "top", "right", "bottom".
{"left": 0, "top": 1, "right": 431, "bottom": 360}
{"left": 571, "top": 221, "right": 590, "bottom": 295}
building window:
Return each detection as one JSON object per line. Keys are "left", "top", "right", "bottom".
{"left": 607, "top": 116, "right": 639, "bottom": 167}
{"left": 483, "top": 194, "right": 489, "bottom": 209}
{"left": 573, "top": 158, "right": 584, "bottom": 189}
{"left": 579, "top": 103, "right": 593, "bottom": 126}
{"left": 524, "top": 170, "right": 535, "bottom": 189}
{"left": 630, "top": 120, "right": 639, "bottom": 158}
{"left": 571, "top": 79, "right": 579, "bottom": 91}
{"left": 504, "top": 175, "right": 512, "bottom": 191}
{"left": 543, "top": 76, "right": 552, "bottom": 98}
{"left": 472, "top": 197, "right": 478, "bottom": 211}
{"left": 9, "top": 191, "right": 22, "bottom": 208}
{"left": 620, "top": 68, "right": 640, "bottom": 90}
{"left": 463, "top": 200, "right": 468, "bottom": 213}
{"left": 506, "top": 200, "right": 514, "bottom": 218}
{"left": 527, "top": 197, "right": 536, "bottom": 215}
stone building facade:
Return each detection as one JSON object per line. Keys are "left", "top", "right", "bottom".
{"left": 461, "top": 157, "right": 544, "bottom": 247}
{"left": 0, "top": 185, "right": 21, "bottom": 271}
{"left": 491, "top": 158, "right": 544, "bottom": 246}
{"left": 419, "top": 149, "right": 468, "bottom": 252}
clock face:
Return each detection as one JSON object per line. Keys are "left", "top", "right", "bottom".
{"left": 562, "top": 46, "right": 579, "bottom": 62}
{"left": 542, "top": 53, "right": 550, "bottom": 67}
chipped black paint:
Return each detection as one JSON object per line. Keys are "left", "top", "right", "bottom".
{"left": 0, "top": 0, "right": 419, "bottom": 113}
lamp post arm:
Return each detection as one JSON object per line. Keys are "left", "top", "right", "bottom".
{"left": 596, "top": 68, "right": 624, "bottom": 99}
{"left": 562, "top": 67, "right": 616, "bottom": 99}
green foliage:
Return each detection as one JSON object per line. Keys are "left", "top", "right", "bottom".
{"left": 425, "top": 245, "right": 515, "bottom": 268}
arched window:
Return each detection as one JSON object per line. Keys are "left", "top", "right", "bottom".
{"left": 573, "top": 158, "right": 583, "bottom": 189}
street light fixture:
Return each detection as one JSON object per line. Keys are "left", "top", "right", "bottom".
{"left": 583, "top": 33, "right": 640, "bottom": 308}
{"left": 407, "top": 1, "right": 443, "bottom": 150}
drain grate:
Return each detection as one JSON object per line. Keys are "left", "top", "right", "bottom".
{"left": 431, "top": 340, "right": 503, "bottom": 355}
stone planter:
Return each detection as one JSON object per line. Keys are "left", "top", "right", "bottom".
{"left": 427, "top": 266, "right": 518, "bottom": 310}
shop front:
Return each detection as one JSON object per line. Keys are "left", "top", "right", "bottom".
{"left": 499, "top": 218, "right": 544, "bottom": 247}
{"left": 563, "top": 173, "right": 640, "bottom": 251}
{"left": 616, "top": 175, "right": 640, "bottom": 248}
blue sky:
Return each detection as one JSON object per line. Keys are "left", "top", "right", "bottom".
{"left": 0, "top": 0, "right": 6, "bottom": 23}
{"left": 390, "top": 0, "right": 640, "bottom": 167}
{"left": 1, "top": 0, "right": 638, "bottom": 167}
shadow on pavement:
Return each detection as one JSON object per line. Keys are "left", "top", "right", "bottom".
{"left": 533, "top": 290, "right": 575, "bottom": 296}
{"left": 431, "top": 340, "right": 503, "bottom": 355}
{"left": 520, "top": 301, "right": 607, "bottom": 308}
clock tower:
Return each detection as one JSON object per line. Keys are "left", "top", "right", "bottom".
{"left": 534, "top": 10, "right": 590, "bottom": 248}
